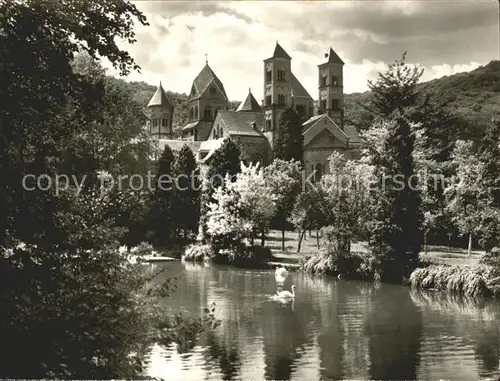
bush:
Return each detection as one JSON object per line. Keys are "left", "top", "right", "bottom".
{"left": 130, "top": 242, "right": 154, "bottom": 256}
{"left": 182, "top": 244, "right": 214, "bottom": 262}
{"left": 480, "top": 247, "right": 500, "bottom": 270}
{"left": 214, "top": 244, "right": 273, "bottom": 268}
{"left": 302, "top": 250, "right": 376, "bottom": 281}
{"left": 409, "top": 264, "right": 492, "bottom": 297}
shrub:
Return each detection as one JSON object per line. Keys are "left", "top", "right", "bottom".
{"left": 302, "top": 250, "right": 376, "bottom": 281}
{"left": 214, "top": 244, "right": 273, "bottom": 268}
{"left": 182, "top": 244, "right": 214, "bottom": 262}
{"left": 409, "top": 264, "right": 492, "bottom": 297}
{"left": 480, "top": 247, "right": 500, "bottom": 270}
{"left": 130, "top": 242, "right": 154, "bottom": 256}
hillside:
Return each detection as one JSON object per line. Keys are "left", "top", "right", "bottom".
{"left": 344, "top": 60, "right": 500, "bottom": 140}
{"left": 116, "top": 79, "right": 239, "bottom": 129}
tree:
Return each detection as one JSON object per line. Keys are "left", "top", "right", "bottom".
{"left": 289, "top": 186, "right": 332, "bottom": 252}
{"left": 151, "top": 145, "right": 175, "bottom": 246}
{"left": 0, "top": 1, "right": 217, "bottom": 377}
{"left": 173, "top": 145, "right": 200, "bottom": 240}
{"left": 273, "top": 108, "right": 303, "bottom": 163}
{"left": 206, "top": 162, "right": 276, "bottom": 251}
{"left": 264, "top": 159, "right": 302, "bottom": 250}
{"left": 200, "top": 138, "right": 241, "bottom": 241}
{"left": 206, "top": 138, "right": 242, "bottom": 188}
{"left": 321, "top": 152, "right": 374, "bottom": 255}
{"left": 444, "top": 140, "right": 484, "bottom": 256}
{"left": 369, "top": 116, "right": 423, "bottom": 283}
{"left": 365, "top": 52, "right": 424, "bottom": 122}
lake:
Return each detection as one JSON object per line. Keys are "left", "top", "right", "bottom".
{"left": 146, "top": 261, "right": 500, "bottom": 380}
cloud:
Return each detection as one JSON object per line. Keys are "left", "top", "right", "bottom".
{"left": 106, "top": 1, "right": 497, "bottom": 103}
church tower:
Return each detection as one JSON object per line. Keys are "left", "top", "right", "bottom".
{"left": 263, "top": 42, "right": 293, "bottom": 145}
{"left": 318, "top": 47, "right": 344, "bottom": 128}
{"left": 147, "top": 82, "right": 174, "bottom": 139}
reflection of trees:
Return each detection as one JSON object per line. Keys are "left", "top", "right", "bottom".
{"left": 261, "top": 301, "right": 309, "bottom": 381}
{"left": 475, "top": 324, "right": 500, "bottom": 376}
{"left": 315, "top": 279, "right": 374, "bottom": 380}
{"left": 366, "top": 285, "right": 423, "bottom": 380}
{"left": 204, "top": 330, "right": 241, "bottom": 381}
{"left": 259, "top": 273, "right": 329, "bottom": 381}
{"left": 411, "top": 289, "right": 500, "bottom": 378}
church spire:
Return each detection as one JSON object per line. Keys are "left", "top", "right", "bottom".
{"left": 237, "top": 87, "right": 262, "bottom": 112}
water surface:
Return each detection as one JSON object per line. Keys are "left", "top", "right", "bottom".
{"left": 147, "top": 261, "right": 500, "bottom": 380}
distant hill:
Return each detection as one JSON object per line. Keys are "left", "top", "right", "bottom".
{"left": 344, "top": 60, "right": 500, "bottom": 140}
{"left": 115, "top": 79, "right": 240, "bottom": 129}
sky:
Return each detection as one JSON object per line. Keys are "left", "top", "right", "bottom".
{"left": 107, "top": 0, "right": 499, "bottom": 103}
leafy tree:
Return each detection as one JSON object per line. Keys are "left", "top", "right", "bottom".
{"left": 264, "top": 159, "right": 302, "bottom": 250}
{"left": 320, "top": 152, "right": 374, "bottom": 255}
{"left": 444, "top": 140, "right": 484, "bottom": 256}
{"left": 0, "top": 1, "right": 215, "bottom": 377}
{"left": 369, "top": 116, "right": 423, "bottom": 283}
{"left": 273, "top": 108, "right": 303, "bottom": 163}
{"left": 474, "top": 119, "right": 500, "bottom": 252}
{"left": 151, "top": 145, "right": 175, "bottom": 246}
{"left": 172, "top": 145, "right": 200, "bottom": 240}
{"left": 200, "top": 138, "right": 241, "bottom": 241}
{"left": 289, "top": 186, "right": 332, "bottom": 252}
{"left": 206, "top": 138, "right": 242, "bottom": 188}
{"left": 71, "top": 53, "right": 153, "bottom": 178}
{"left": 206, "top": 162, "right": 276, "bottom": 250}
{"left": 352, "top": 52, "right": 424, "bottom": 132}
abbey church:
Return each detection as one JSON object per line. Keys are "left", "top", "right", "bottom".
{"left": 145, "top": 42, "right": 362, "bottom": 178}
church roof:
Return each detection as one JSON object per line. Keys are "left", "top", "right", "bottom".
{"left": 302, "top": 114, "right": 362, "bottom": 146}
{"left": 189, "top": 63, "right": 228, "bottom": 101}
{"left": 179, "top": 120, "right": 213, "bottom": 141}
{"left": 272, "top": 42, "right": 291, "bottom": 60}
{"left": 290, "top": 73, "right": 313, "bottom": 99}
{"left": 236, "top": 89, "right": 262, "bottom": 112}
{"left": 320, "top": 47, "right": 344, "bottom": 65}
{"left": 217, "top": 110, "right": 266, "bottom": 137}
{"left": 147, "top": 82, "right": 174, "bottom": 108}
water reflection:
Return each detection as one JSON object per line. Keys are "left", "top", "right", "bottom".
{"left": 366, "top": 285, "right": 423, "bottom": 380}
{"left": 147, "top": 262, "right": 500, "bottom": 381}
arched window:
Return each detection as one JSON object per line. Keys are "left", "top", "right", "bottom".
{"left": 162, "top": 118, "right": 167, "bottom": 127}
{"left": 219, "top": 126, "right": 223, "bottom": 138}
{"left": 313, "top": 162, "right": 323, "bottom": 183}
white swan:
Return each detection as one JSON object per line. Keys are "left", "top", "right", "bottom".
{"left": 275, "top": 266, "right": 289, "bottom": 283}
{"left": 275, "top": 285, "right": 295, "bottom": 299}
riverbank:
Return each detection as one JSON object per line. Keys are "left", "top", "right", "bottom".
{"left": 176, "top": 229, "right": 500, "bottom": 299}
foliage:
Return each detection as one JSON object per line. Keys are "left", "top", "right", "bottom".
{"left": 264, "top": 159, "right": 302, "bottom": 250}
{"left": 352, "top": 52, "right": 423, "bottom": 131}
{"left": 409, "top": 264, "right": 492, "bottom": 297}
{"left": 182, "top": 244, "right": 214, "bottom": 262}
{"left": 301, "top": 248, "right": 376, "bottom": 281}
{"left": 444, "top": 140, "right": 484, "bottom": 241}
{"left": 150, "top": 145, "right": 175, "bottom": 246}
{"left": 289, "top": 186, "right": 332, "bottom": 251}
{"left": 273, "top": 108, "right": 304, "bottom": 164}
{"left": 206, "top": 162, "right": 276, "bottom": 249}
{"left": 0, "top": 0, "right": 215, "bottom": 377}
{"left": 210, "top": 243, "right": 273, "bottom": 267}
{"left": 172, "top": 145, "right": 200, "bottom": 240}
{"left": 109, "top": 189, "right": 152, "bottom": 248}
{"left": 71, "top": 53, "right": 153, "bottom": 177}
{"left": 200, "top": 138, "right": 242, "bottom": 241}
{"left": 368, "top": 115, "right": 423, "bottom": 283}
